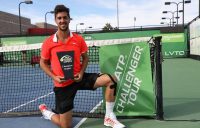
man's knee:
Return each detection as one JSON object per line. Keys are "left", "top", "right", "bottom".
{"left": 100, "top": 73, "right": 117, "bottom": 95}
{"left": 99, "top": 73, "right": 117, "bottom": 85}
{"left": 59, "top": 121, "right": 72, "bottom": 128}
{"left": 59, "top": 111, "right": 72, "bottom": 128}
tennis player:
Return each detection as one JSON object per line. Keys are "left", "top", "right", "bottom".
{"left": 39, "top": 4, "right": 125, "bottom": 128}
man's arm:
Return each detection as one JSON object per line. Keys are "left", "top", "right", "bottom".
{"left": 74, "top": 52, "right": 89, "bottom": 82}
{"left": 40, "top": 58, "right": 64, "bottom": 83}
{"left": 80, "top": 52, "right": 89, "bottom": 74}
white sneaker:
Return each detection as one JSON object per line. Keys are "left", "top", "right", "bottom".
{"left": 39, "top": 104, "right": 48, "bottom": 111}
{"left": 39, "top": 104, "right": 50, "bottom": 120}
{"left": 104, "top": 113, "right": 125, "bottom": 128}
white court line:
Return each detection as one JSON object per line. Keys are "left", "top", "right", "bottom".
{"left": 3, "top": 91, "right": 54, "bottom": 113}
{"left": 74, "top": 100, "right": 103, "bottom": 128}
{"left": 4, "top": 91, "right": 103, "bottom": 128}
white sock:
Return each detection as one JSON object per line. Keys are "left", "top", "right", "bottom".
{"left": 109, "top": 112, "right": 117, "bottom": 119}
{"left": 42, "top": 110, "right": 55, "bottom": 120}
{"left": 106, "top": 102, "right": 115, "bottom": 117}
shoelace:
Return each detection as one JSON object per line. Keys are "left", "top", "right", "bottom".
{"left": 105, "top": 117, "right": 117, "bottom": 126}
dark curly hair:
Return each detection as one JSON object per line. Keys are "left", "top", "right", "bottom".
{"left": 54, "top": 5, "right": 70, "bottom": 19}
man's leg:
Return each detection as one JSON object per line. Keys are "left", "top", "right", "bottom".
{"left": 59, "top": 110, "right": 73, "bottom": 128}
{"left": 39, "top": 104, "right": 73, "bottom": 128}
{"left": 94, "top": 74, "right": 125, "bottom": 128}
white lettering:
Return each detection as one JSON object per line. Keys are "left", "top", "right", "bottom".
{"left": 116, "top": 46, "right": 143, "bottom": 113}
{"left": 165, "top": 51, "right": 185, "bottom": 56}
{"left": 115, "top": 55, "right": 126, "bottom": 81}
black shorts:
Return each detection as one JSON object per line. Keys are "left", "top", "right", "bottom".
{"left": 53, "top": 72, "right": 99, "bottom": 114}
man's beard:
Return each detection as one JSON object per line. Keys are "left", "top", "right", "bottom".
{"left": 60, "top": 26, "right": 68, "bottom": 32}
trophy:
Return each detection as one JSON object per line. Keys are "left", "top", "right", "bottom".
{"left": 57, "top": 51, "right": 74, "bottom": 80}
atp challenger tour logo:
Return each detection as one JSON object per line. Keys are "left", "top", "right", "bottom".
{"left": 100, "top": 42, "right": 155, "bottom": 115}
{"left": 114, "top": 45, "right": 143, "bottom": 113}
{"left": 60, "top": 55, "right": 73, "bottom": 63}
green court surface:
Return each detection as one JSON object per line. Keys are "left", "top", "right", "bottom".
{"left": 78, "top": 58, "right": 200, "bottom": 128}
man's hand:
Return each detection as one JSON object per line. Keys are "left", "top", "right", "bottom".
{"left": 73, "top": 73, "right": 83, "bottom": 82}
{"left": 53, "top": 76, "right": 66, "bottom": 83}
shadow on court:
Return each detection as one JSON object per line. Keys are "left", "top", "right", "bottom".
{"left": 164, "top": 98, "right": 200, "bottom": 120}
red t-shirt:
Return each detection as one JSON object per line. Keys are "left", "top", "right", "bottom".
{"left": 41, "top": 32, "right": 88, "bottom": 87}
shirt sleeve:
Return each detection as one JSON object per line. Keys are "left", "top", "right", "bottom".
{"left": 80, "top": 36, "right": 88, "bottom": 54}
{"left": 41, "top": 38, "right": 51, "bottom": 60}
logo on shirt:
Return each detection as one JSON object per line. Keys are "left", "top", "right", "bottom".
{"left": 60, "top": 55, "right": 73, "bottom": 63}
{"left": 71, "top": 42, "right": 78, "bottom": 46}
